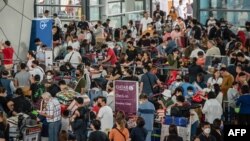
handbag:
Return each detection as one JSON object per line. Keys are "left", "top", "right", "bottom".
{"left": 146, "top": 73, "right": 160, "bottom": 94}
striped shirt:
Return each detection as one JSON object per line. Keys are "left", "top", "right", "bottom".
{"left": 45, "top": 98, "right": 61, "bottom": 122}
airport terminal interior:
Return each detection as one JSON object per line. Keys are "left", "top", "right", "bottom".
{"left": 0, "top": 0, "right": 250, "bottom": 141}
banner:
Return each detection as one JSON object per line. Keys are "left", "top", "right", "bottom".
{"left": 29, "top": 18, "right": 53, "bottom": 51}
{"left": 114, "top": 80, "right": 139, "bottom": 115}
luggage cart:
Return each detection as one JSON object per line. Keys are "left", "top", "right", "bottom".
{"left": 22, "top": 125, "right": 42, "bottom": 141}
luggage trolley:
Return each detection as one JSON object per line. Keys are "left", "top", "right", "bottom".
{"left": 21, "top": 124, "right": 42, "bottom": 141}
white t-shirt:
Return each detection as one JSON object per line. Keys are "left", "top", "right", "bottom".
{"left": 140, "top": 17, "right": 153, "bottom": 32}
{"left": 72, "top": 41, "right": 80, "bottom": 51}
{"left": 190, "top": 48, "right": 205, "bottom": 58}
{"left": 29, "top": 66, "right": 45, "bottom": 82}
{"left": 64, "top": 51, "right": 82, "bottom": 68}
{"left": 107, "top": 91, "right": 115, "bottom": 112}
{"left": 97, "top": 105, "right": 114, "bottom": 132}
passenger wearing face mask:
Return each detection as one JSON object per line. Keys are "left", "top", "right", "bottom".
{"left": 96, "top": 96, "right": 113, "bottom": 133}
{"left": 194, "top": 122, "right": 216, "bottom": 141}
{"left": 43, "top": 70, "right": 55, "bottom": 89}
{"left": 157, "top": 89, "right": 174, "bottom": 111}
{"left": 74, "top": 69, "right": 87, "bottom": 95}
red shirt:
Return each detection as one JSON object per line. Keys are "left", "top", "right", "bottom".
{"left": 2, "top": 47, "right": 14, "bottom": 65}
{"left": 92, "top": 105, "right": 100, "bottom": 114}
{"left": 107, "top": 48, "right": 117, "bottom": 65}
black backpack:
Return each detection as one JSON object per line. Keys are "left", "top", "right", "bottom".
{"left": 170, "top": 106, "right": 190, "bottom": 118}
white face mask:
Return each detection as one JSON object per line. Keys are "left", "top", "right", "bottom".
{"left": 47, "top": 75, "right": 52, "bottom": 80}
{"left": 204, "top": 128, "right": 211, "bottom": 134}
{"left": 188, "top": 91, "right": 194, "bottom": 96}
{"left": 163, "top": 45, "right": 167, "bottom": 49}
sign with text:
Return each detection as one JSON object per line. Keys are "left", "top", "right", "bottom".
{"left": 224, "top": 125, "right": 250, "bottom": 139}
{"left": 114, "top": 80, "right": 139, "bottom": 115}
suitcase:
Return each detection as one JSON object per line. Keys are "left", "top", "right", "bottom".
{"left": 164, "top": 116, "right": 189, "bottom": 127}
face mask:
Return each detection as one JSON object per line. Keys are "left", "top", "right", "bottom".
{"left": 204, "top": 128, "right": 211, "bottom": 134}
{"left": 76, "top": 74, "right": 80, "bottom": 77}
{"left": 139, "top": 101, "right": 143, "bottom": 104}
{"left": 163, "top": 45, "right": 167, "bottom": 49}
{"left": 175, "top": 82, "right": 181, "bottom": 86}
{"left": 188, "top": 92, "right": 194, "bottom": 96}
{"left": 47, "top": 75, "right": 52, "bottom": 80}
{"left": 168, "top": 18, "right": 172, "bottom": 21}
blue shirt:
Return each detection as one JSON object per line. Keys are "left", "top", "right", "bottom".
{"left": 138, "top": 101, "right": 155, "bottom": 131}
{"left": 236, "top": 94, "right": 250, "bottom": 114}
{"left": 141, "top": 72, "right": 158, "bottom": 95}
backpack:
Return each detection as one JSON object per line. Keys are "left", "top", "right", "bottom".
{"left": 170, "top": 106, "right": 190, "bottom": 118}
{"left": 90, "top": 31, "right": 96, "bottom": 46}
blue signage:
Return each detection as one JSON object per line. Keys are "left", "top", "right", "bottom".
{"left": 29, "top": 18, "right": 53, "bottom": 51}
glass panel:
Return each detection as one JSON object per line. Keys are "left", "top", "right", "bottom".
{"left": 37, "top": 0, "right": 80, "bottom": 6}
{"left": 135, "top": 1, "right": 143, "bottom": 11}
{"left": 108, "top": 2, "right": 121, "bottom": 15}
{"left": 90, "top": 0, "right": 99, "bottom": 5}
{"left": 199, "top": 11, "right": 209, "bottom": 25}
{"left": 109, "top": 16, "right": 122, "bottom": 28}
{"left": 108, "top": 0, "right": 122, "bottom": 2}
{"left": 200, "top": 0, "right": 250, "bottom": 10}
{"left": 35, "top": 5, "right": 81, "bottom": 20}
{"left": 200, "top": 11, "right": 250, "bottom": 27}
{"left": 90, "top": 7, "right": 100, "bottom": 21}
{"left": 122, "top": 2, "right": 125, "bottom": 13}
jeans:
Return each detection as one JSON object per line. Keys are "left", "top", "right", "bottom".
{"left": 146, "top": 131, "right": 152, "bottom": 141}
{"left": 48, "top": 120, "right": 61, "bottom": 141}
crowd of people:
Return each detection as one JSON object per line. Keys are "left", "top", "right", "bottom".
{"left": 1, "top": 2, "right": 250, "bottom": 141}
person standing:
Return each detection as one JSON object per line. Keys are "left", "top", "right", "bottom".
{"left": 97, "top": 96, "right": 114, "bottom": 133}
{"left": 100, "top": 44, "right": 117, "bottom": 67}
{"left": 140, "top": 11, "right": 153, "bottom": 34}
{"left": 109, "top": 117, "right": 130, "bottom": 141}
{"left": 163, "top": 124, "right": 183, "bottom": 141}
{"left": 63, "top": 46, "right": 82, "bottom": 68}
{"left": 53, "top": 13, "right": 62, "bottom": 29}
{"left": 194, "top": 122, "right": 216, "bottom": 141}
{"left": 130, "top": 117, "right": 148, "bottom": 141}
{"left": 140, "top": 66, "right": 162, "bottom": 97}
{"left": 39, "top": 92, "right": 61, "bottom": 141}
{"left": 70, "top": 97, "right": 88, "bottom": 141}
{"left": 14, "top": 63, "right": 30, "bottom": 88}
{"left": 74, "top": 69, "right": 87, "bottom": 95}
{"left": 0, "top": 40, "right": 14, "bottom": 73}
{"left": 88, "top": 120, "right": 109, "bottom": 141}
{"left": 42, "top": 10, "right": 49, "bottom": 18}
{"left": 138, "top": 94, "right": 155, "bottom": 141}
